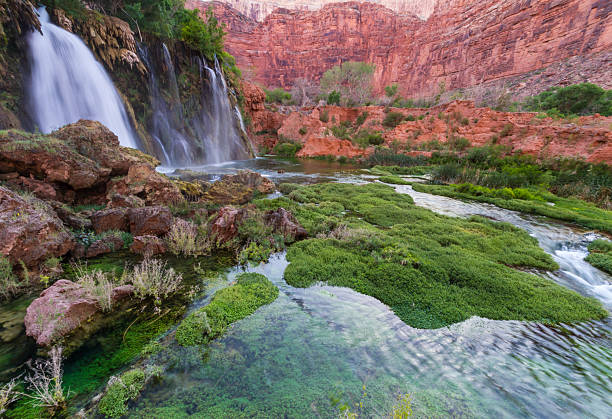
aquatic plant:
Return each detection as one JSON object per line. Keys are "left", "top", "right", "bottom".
{"left": 585, "top": 239, "right": 612, "bottom": 275}
{"left": 24, "top": 346, "right": 68, "bottom": 412}
{"left": 166, "top": 218, "right": 199, "bottom": 256}
{"left": 129, "top": 258, "right": 183, "bottom": 304}
{"left": 176, "top": 272, "right": 279, "bottom": 346}
{"left": 98, "top": 368, "right": 145, "bottom": 418}
{"left": 265, "top": 183, "right": 606, "bottom": 328}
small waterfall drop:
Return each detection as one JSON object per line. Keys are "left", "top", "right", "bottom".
{"left": 140, "top": 44, "right": 251, "bottom": 167}
{"left": 27, "top": 7, "right": 138, "bottom": 148}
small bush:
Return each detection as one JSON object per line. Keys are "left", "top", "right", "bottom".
{"left": 355, "top": 112, "right": 368, "bottom": 127}
{"left": 405, "top": 114, "right": 416, "bottom": 121}
{"left": 499, "top": 123, "right": 513, "bottom": 138}
{"left": 383, "top": 112, "right": 404, "bottom": 128}
{"left": 449, "top": 136, "right": 471, "bottom": 151}
{"left": 166, "top": 219, "right": 199, "bottom": 256}
{"left": 0, "top": 377, "right": 21, "bottom": 415}
{"left": 298, "top": 127, "right": 307, "bottom": 135}
{"left": 76, "top": 267, "right": 115, "bottom": 312}
{"left": 129, "top": 259, "right": 183, "bottom": 304}
{"left": 327, "top": 90, "right": 341, "bottom": 105}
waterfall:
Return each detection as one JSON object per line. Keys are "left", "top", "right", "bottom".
{"left": 27, "top": 7, "right": 138, "bottom": 148}
{"left": 140, "top": 44, "right": 251, "bottom": 167}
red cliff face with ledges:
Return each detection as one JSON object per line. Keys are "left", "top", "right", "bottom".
{"left": 186, "top": 0, "right": 612, "bottom": 96}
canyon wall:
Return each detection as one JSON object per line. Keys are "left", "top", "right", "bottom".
{"left": 187, "top": 0, "right": 612, "bottom": 96}
{"left": 209, "top": 0, "right": 437, "bottom": 21}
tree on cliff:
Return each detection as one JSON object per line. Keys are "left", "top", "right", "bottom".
{"left": 319, "top": 61, "right": 375, "bottom": 106}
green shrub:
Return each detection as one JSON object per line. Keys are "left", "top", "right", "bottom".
{"left": 385, "top": 84, "right": 398, "bottom": 97}
{"left": 273, "top": 141, "right": 302, "bottom": 157}
{"left": 298, "top": 127, "right": 307, "bottom": 135}
{"left": 405, "top": 114, "right": 416, "bottom": 121}
{"left": 98, "top": 369, "right": 145, "bottom": 418}
{"left": 355, "top": 112, "right": 368, "bottom": 127}
{"left": 378, "top": 175, "right": 410, "bottom": 185}
{"left": 383, "top": 112, "right": 404, "bottom": 128}
{"left": 327, "top": 90, "right": 341, "bottom": 105}
{"left": 524, "top": 83, "right": 611, "bottom": 116}
{"left": 352, "top": 129, "right": 383, "bottom": 147}
{"left": 449, "top": 136, "right": 471, "bottom": 151}
{"left": 176, "top": 273, "right": 278, "bottom": 346}
{"left": 265, "top": 88, "right": 292, "bottom": 104}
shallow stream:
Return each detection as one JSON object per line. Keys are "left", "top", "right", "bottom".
{"left": 127, "top": 160, "right": 612, "bottom": 418}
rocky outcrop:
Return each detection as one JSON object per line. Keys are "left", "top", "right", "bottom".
{"left": 0, "top": 120, "right": 182, "bottom": 206}
{"left": 195, "top": 0, "right": 612, "bottom": 96}
{"left": 90, "top": 208, "right": 130, "bottom": 234}
{"left": 203, "top": 170, "right": 275, "bottom": 204}
{"left": 297, "top": 137, "right": 367, "bottom": 159}
{"left": 24, "top": 279, "right": 134, "bottom": 352}
{"left": 0, "top": 186, "right": 73, "bottom": 271}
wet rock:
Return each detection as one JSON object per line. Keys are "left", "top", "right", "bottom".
{"left": 90, "top": 208, "right": 129, "bottom": 234}
{"left": 204, "top": 170, "right": 275, "bottom": 205}
{"left": 0, "top": 186, "right": 73, "bottom": 271}
{"left": 209, "top": 206, "right": 250, "bottom": 243}
{"left": 128, "top": 206, "right": 173, "bottom": 236}
{"left": 264, "top": 208, "right": 307, "bottom": 240}
{"left": 24, "top": 279, "right": 134, "bottom": 351}
{"left": 130, "top": 235, "right": 166, "bottom": 257}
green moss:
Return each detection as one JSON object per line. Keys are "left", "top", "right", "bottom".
{"left": 378, "top": 175, "right": 410, "bottom": 185}
{"left": 98, "top": 368, "right": 145, "bottom": 418}
{"left": 413, "top": 183, "right": 612, "bottom": 234}
{"left": 267, "top": 183, "right": 607, "bottom": 328}
{"left": 585, "top": 239, "right": 612, "bottom": 275}
{"left": 176, "top": 273, "right": 279, "bottom": 346}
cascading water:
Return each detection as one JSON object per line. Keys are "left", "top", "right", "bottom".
{"left": 140, "top": 44, "right": 251, "bottom": 167}
{"left": 27, "top": 7, "right": 138, "bottom": 148}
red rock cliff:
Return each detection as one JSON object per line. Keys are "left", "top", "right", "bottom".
{"left": 186, "top": 0, "right": 612, "bottom": 96}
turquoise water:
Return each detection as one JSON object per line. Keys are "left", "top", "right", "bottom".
{"left": 127, "top": 165, "right": 612, "bottom": 418}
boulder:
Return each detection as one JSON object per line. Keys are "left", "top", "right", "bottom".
{"left": 90, "top": 208, "right": 129, "bottom": 234}
{"left": 130, "top": 235, "right": 166, "bottom": 256}
{"left": 264, "top": 208, "right": 307, "bottom": 240}
{"left": 107, "top": 163, "right": 183, "bottom": 206}
{"left": 128, "top": 206, "right": 173, "bottom": 236}
{"left": 203, "top": 170, "right": 275, "bottom": 205}
{"left": 108, "top": 193, "right": 144, "bottom": 209}
{"left": 0, "top": 186, "right": 73, "bottom": 271}
{"left": 209, "top": 206, "right": 250, "bottom": 243}
{"left": 86, "top": 235, "right": 125, "bottom": 258}
{"left": 24, "top": 279, "right": 134, "bottom": 351}
{"left": 50, "top": 202, "right": 92, "bottom": 231}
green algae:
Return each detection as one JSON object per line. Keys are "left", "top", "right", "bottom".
{"left": 176, "top": 273, "right": 279, "bottom": 346}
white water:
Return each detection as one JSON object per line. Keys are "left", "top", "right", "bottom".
{"left": 27, "top": 7, "right": 138, "bottom": 148}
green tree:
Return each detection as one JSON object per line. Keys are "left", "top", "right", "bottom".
{"left": 319, "top": 61, "right": 375, "bottom": 106}
{"left": 327, "top": 90, "right": 340, "bottom": 105}
{"left": 385, "top": 84, "right": 398, "bottom": 98}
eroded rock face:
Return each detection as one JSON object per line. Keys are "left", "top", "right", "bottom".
{"left": 24, "top": 279, "right": 134, "bottom": 351}
{"left": 0, "top": 186, "right": 73, "bottom": 271}
{"left": 128, "top": 206, "right": 173, "bottom": 236}
{"left": 203, "top": 170, "right": 275, "bottom": 205}
{"left": 194, "top": 0, "right": 612, "bottom": 96}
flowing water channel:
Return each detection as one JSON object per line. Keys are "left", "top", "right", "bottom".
{"left": 126, "top": 160, "right": 612, "bottom": 418}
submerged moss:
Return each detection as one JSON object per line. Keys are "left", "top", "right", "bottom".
{"left": 261, "top": 183, "right": 606, "bottom": 328}
{"left": 176, "top": 273, "right": 279, "bottom": 346}
{"left": 98, "top": 368, "right": 145, "bottom": 418}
